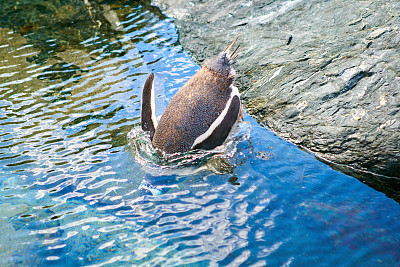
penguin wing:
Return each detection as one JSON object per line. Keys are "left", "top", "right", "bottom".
{"left": 191, "top": 87, "right": 241, "bottom": 150}
{"left": 152, "top": 81, "right": 241, "bottom": 154}
{"left": 141, "top": 73, "right": 157, "bottom": 140}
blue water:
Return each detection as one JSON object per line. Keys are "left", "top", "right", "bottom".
{"left": 0, "top": 1, "right": 399, "bottom": 266}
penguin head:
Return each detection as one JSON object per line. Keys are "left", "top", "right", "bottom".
{"left": 205, "top": 52, "right": 233, "bottom": 75}
{"left": 205, "top": 38, "right": 240, "bottom": 77}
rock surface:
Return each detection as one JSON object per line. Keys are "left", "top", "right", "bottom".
{"left": 152, "top": 0, "right": 400, "bottom": 179}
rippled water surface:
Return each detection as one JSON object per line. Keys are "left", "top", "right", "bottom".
{"left": 1, "top": 1, "right": 400, "bottom": 266}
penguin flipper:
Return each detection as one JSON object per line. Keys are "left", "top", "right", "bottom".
{"left": 192, "top": 95, "right": 241, "bottom": 150}
{"left": 141, "top": 73, "right": 157, "bottom": 140}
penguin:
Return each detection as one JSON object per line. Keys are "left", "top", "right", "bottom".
{"left": 141, "top": 38, "right": 243, "bottom": 155}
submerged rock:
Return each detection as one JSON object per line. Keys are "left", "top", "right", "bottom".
{"left": 152, "top": 0, "right": 400, "bottom": 179}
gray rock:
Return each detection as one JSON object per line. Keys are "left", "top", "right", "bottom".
{"left": 152, "top": 0, "right": 400, "bottom": 179}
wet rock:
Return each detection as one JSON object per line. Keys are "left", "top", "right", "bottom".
{"left": 152, "top": 0, "right": 400, "bottom": 178}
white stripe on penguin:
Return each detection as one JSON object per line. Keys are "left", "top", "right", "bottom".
{"left": 191, "top": 86, "right": 240, "bottom": 149}
{"left": 150, "top": 79, "right": 158, "bottom": 129}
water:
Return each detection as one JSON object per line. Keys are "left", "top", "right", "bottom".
{"left": 0, "top": 1, "right": 399, "bottom": 266}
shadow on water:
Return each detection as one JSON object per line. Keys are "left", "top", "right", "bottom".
{"left": 320, "top": 158, "right": 400, "bottom": 203}
{"left": 0, "top": 0, "right": 400, "bottom": 266}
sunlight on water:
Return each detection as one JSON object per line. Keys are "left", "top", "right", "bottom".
{"left": 0, "top": 1, "right": 399, "bottom": 266}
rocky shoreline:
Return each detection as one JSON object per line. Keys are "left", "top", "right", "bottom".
{"left": 152, "top": 0, "right": 400, "bottom": 180}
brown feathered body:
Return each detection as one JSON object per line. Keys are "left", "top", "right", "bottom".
{"left": 141, "top": 40, "right": 242, "bottom": 155}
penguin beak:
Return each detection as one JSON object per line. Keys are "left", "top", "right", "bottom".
{"left": 224, "top": 37, "right": 239, "bottom": 53}
{"left": 224, "top": 37, "right": 240, "bottom": 62}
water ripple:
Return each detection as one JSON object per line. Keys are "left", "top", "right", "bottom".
{"left": 0, "top": 1, "right": 400, "bottom": 266}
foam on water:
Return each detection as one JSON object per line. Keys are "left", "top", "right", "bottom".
{"left": 128, "top": 120, "right": 251, "bottom": 172}
{"left": 127, "top": 120, "right": 252, "bottom": 195}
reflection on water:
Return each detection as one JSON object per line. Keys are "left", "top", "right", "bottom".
{"left": 0, "top": 0, "right": 400, "bottom": 266}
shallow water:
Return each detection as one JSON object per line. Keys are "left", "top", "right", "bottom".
{"left": 0, "top": 1, "right": 399, "bottom": 266}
